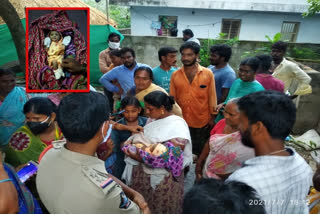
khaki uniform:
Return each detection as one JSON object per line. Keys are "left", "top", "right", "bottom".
{"left": 36, "top": 145, "right": 141, "bottom": 214}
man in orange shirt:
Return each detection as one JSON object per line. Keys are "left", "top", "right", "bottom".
{"left": 170, "top": 42, "right": 217, "bottom": 156}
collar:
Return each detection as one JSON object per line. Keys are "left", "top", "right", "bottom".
{"left": 60, "top": 145, "right": 98, "bottom": 165}
{"left": 180, "top": 63, "right": 203, "bottom": 74}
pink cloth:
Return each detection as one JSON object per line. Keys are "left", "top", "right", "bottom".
{"left": 255, "top": 74, "right": 285, "bottom": 92}
{"left": 210, "top": 119, "right": 226, "bottom": 136}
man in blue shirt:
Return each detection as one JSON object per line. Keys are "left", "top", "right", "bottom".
{"left": 99, "top": 47, "right": 151, "bottom": 98}
{"left": 152, "top": 47, "right": 178, "bottom": 93}
{"left": 208, "top": 44, "right": 236, "bottom": 104}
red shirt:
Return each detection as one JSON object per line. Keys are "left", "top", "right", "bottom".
{"left": 210, "top": 119, "right": 226, "bottom": 135}
{"left": 255, "top": 74, "right": 285, "bottom": 92}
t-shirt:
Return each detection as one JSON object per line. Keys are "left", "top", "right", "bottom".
{"left": 152, "top": 66, "right": 178, "bottom": 93}
{"left": 208, "top": 64, "right": 236, "bottom": 101}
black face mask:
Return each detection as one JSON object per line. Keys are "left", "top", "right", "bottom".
{"left": 26, "top": 117, "right": 51, "bottom": 135}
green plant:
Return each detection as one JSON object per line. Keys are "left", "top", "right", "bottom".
{"left": 303, "top": 0, "right": 320, "bottom": 17}
{"left": 290, "top": 47, "right": 320, "bottom": 60}
{"left": 242, "top": 33, "right": 284, "bottom": 58}
{"left": 159, "top": 17, "right": 175, "bottom": 30}
{"left": 199, "top": 33, "right": 239, "bottom": 67}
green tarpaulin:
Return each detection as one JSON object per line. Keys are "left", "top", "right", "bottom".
{"left": 0, "top": 19, "right": 123, "bottom": 86}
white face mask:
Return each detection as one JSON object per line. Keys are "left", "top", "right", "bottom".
{"left": 100, "top": 122, "right": 113, "bottom": 144}
{"left": 108, "top": 41, "right": 120, "bottom": 50}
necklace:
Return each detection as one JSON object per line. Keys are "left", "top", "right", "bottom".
{"left": 268, "top": 149, "right": 287, "bottom": 156}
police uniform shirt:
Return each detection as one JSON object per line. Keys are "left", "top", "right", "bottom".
{"left": 36, "top": 145, "right": 141, "bottom": 214}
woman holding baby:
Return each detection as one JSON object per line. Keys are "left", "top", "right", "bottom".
{"left": 122, "top": 91, "right": 192, "bottom": 214}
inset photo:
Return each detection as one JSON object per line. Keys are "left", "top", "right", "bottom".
{"left": 26, "top": 8, "right": 89, "bottom": 92}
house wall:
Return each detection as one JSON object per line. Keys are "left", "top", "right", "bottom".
{"left": 130, "top": 6, "right": 320, "bottom": 43}
{"left": 112, "top": 0, "right": 308, "bottom": 13}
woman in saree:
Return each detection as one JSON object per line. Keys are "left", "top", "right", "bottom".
{"left": 28, "top": 10, "right": 87, "bottom": 90}
{"left": 0, "top": 68, "right": 28, "bottom": 149}
{"left": 215, "top": 57, "right": 265, "bottom": 123}
{"left": 127, "top": 66, "right": 183, "bottom": 117}
{"left": 5, "top": 97, "right": 63, "bottom": 167}
{"left": 122, "top": 91, "right": 192, "bottom": 214}
{"left": 196, "top": 98, "right": 255, "bottom": 180}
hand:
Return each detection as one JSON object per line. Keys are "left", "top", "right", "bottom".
{"left": 124, "top": 147, "right": 142, "bottom": 162}
{"left": 216, "top": 103, "right": 225, "bottom": 112}
{"left": 132, "top": 191, "right": 150, "bottom": 214}
{"left": 106, "top": 140, "right": 114, "bottom": 151}
{"left": 195, "top": 163, "right": 203, "bottom": 181}
{"left": 128, "top": 125, "right": 144, "bottom": 133}
{"left": 61, "top": 58, "right": 85, "bottom": 73}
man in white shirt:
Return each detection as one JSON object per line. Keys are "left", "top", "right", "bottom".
{"left": 271, "top": 41, "right": 311, "bottom": 98}
{"left": 227, "top": 90, "right": 312, "bottom": 214}
{"left": 182, "top": 29, "right": 200, "bottom": 46}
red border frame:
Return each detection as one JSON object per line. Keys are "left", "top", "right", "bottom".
{"left": 25, "top": 7, "right": 90, "bottom": 93}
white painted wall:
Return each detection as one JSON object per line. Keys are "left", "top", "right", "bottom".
{"left": 130, "top": 6, "right": 320, "bottom": 43}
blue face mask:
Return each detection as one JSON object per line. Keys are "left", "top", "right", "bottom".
{"left": 100, "top": 122, "right": 113, "bottom": 144}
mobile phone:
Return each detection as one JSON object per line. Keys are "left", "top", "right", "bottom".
{"left": 17, "top": 161, "right": 39, "bottom": 183}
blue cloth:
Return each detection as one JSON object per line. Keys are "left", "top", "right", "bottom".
{"left": 0, "top": 87, "right": 28, "bottom": 147}
{"left": 152, "top": 66, "right": 178, "bottom": 93}
{"left": 99, "top": 62, "right": 151, "bottom": 98}
{"left": 208, "top": 64, "right": 236, "bottom": 101}
{"left": 4, "top": 163, "right": 42, "bottom": 214}
{"left": 105, "top": 153, "right": 117, "bottom": 174}
{"left": 111, "top": 116, "right": 147, "bottom": 178}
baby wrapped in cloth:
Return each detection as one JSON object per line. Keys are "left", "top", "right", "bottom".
{"left": 44, "top": 31, "right": 71, "bottom": 80}
{"left": 122, "top": 132, "right": 186, "bottom": 189}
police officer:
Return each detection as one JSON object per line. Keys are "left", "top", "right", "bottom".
{"left": 36, "top": 92, "right": 150, "bottom": 214}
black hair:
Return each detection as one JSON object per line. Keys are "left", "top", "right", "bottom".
{"left": 109, "top": 49, "right": 122, "bottom": 57}
{"left": 144, "top": 91, "right": 175, "bottom": 112}
{"left": 120, "top": 47, "right": 135, "bottom": 58}
{"left": 183, "top": 178, "right": 266, "bottom": 214}
{"left": 57, "top": 92, "right": 110, "bottom": 143}
{"left": 120, "top": 96, "right": 142, "bottom": 109}
{"left": 256, "top": 54, "right": 272, "bottom": 73}
{"left": 210, "top": 44, "right": 232, "bottom": 62}
{"left": 240, "top": 57, "right": 261, "bottom": 73}
{"left": 23, "top": 97, "right": 57, "bottom": 116}
{"left": 134, "top": 66, "right": 153, "bottom": 81}
{"left": 108, "top": 32, "right": 121, "bottom": 41}
{"left": 271, "top": 41, "right": 288, "bottom": 52}
{"left": 180, "top": 41, "right": 200, "bottom": 55}
{"left": 183, "top": 29, "right": 194, "bottom": 37}
{"left": 158, "top": 46, "right": 178, "bottom": 62}
{"left": 238, "top": 90, "right": 296, "bottom": 141}
{"left": 0, "top": 68, "right": 16, "bottom": 77}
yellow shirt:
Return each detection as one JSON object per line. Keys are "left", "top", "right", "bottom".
{"left": 272, "top": 58, "right": 312, "bottom": 95}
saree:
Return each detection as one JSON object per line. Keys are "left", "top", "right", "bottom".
{"left": 203, "top": 131, "right": 255, "bottom": 178}
{"left": 28, "top": 10, "right": 87, "bottom": 90}
{"left": 123, "top": 115, "right": 192, "bottom": 214}
{"left": 134, "top": 83, "right": 183, "bottom": 117}
{"left": 0, "top": 87, "right": 27, "bottom": 147}
{"left": 5, "top": 125, "right": 63, "bottom": 167}
{"left": 4, "top": 163, "right": 42, "bottom": 214}
{"left": 215, "top": 79, "right": 265, "bottom": 123}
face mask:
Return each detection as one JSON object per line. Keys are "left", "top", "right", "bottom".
{"left": 100, "top": 122, "right": 113, "bottom": 144}
{"left": 108, "top": 41, "right": 120, "bottom": 50}
{"left": 27, "top": 116, "right": 52, "bottom": 135}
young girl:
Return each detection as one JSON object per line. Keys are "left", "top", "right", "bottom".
{"left": 111, "top": 96, "right": 147, "bottom": 179}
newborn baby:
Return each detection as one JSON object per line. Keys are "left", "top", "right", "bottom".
{"left": 44, "top": 31, "right": 71, "bottom": 80}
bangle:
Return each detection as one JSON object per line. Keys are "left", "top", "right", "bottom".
{"left": 0, "top": 178, "right": 12, "bottom": 183}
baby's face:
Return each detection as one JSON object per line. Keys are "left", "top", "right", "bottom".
{"left": 49, "top": 31, "right": 61, "bottom": 42}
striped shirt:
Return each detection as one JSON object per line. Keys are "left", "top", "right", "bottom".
{"left": 227, "top": 147, "right": 312, "bottom": 214}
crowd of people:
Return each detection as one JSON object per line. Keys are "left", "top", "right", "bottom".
{"left": 0, "top": 29, "right": 316, "bottom": 214}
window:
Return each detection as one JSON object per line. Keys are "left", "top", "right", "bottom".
{"left": 221, "top": 19, "right": 241, "bottom": 39}
{"left": 281, "top": 22, "right": 300, "bottom": 42}
{"left": 159, "top": 16, "right": 177, "bottom": 37}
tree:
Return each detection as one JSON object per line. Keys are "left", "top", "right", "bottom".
{"left": 0, "top": 0, "right": 25, "bottom": 72}
{"left": 303, "top": 0, "right": 320, "bottom": 17}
